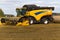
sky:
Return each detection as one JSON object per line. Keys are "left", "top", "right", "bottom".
{"left": 0, "top": 0, "right": 60, "bottom": 16}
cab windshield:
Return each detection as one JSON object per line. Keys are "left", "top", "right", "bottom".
{"left": 16, "top": 8, "right": 27, "bottom": 16}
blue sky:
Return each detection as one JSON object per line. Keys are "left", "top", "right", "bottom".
{"left": 0, "top": 0, "right": 60, "bottom": 16}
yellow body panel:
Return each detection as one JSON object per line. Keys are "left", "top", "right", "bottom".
{"left": 16, "top": 9, "right": 52, "bottom": 26}
{"left": 26, "top": 10, "right": 52, "bottom": 21}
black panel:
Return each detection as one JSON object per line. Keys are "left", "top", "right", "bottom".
{"left": 23, "top": 5, "right": 54, "bottom": 11}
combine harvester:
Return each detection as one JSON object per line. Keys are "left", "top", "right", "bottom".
{"left": 1, "top": 4, "right": 54, "bottom": 26}
{"left": 16, "top": 4, "right": 54, "bottom": 26}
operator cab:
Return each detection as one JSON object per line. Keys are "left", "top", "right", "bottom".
{"left": 16, "top": 7, "right": 27, "bottom": 16}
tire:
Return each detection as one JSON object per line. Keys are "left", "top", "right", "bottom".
{"left": 40, "top": 18, "right": 49, "bottom": 24}
{"left": 28, "top": 17, "right": 36, "bottom": 25}
{"left": 1, "top": 18, "right": 6, "bottom": 23}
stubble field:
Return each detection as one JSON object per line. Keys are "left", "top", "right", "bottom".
{"left": 0, "top": 16, "right": 60, "bottom": 40}
{"left": 0, "top": 23, "right": 60, "bottom": 40}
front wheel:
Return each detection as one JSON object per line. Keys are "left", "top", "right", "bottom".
{"left": 28, "top": 17, "right": 37, "bottom": 25}
{"left": 28, "top": 17, "right": 34, "bottom": 25}
{"left": 29, "top": 19, "right": 34, "bottom": 25}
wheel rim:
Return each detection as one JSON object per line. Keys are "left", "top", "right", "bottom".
{"left": 30, "top": 20, "right": 33, "bottom": 24}
{"left": 44, "top": 20, "right": 48, "bottom": 24}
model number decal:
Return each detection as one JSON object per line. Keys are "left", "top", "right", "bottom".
{"left": 35, "top": 11, "right": 46, "bottom": 15}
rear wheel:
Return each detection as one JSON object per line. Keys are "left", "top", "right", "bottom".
{"left": 40, "top": 18, "right": 49, "bottom": 24}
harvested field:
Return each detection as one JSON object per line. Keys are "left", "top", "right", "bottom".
{"left": 53, "top": 16, "right": 60, "bottom": 22}
{"left": 0, "top": 23, "right": 60, "bottom": 40}
{"left": 0, "top": 15, "right": 60, "bottom": 40}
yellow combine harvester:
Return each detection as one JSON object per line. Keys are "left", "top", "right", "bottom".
{"left": 16, "top": 4, "right": 54, "bottom": 26}
{"left": 1, "top": 4, "right": 54, "bottom": 26}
